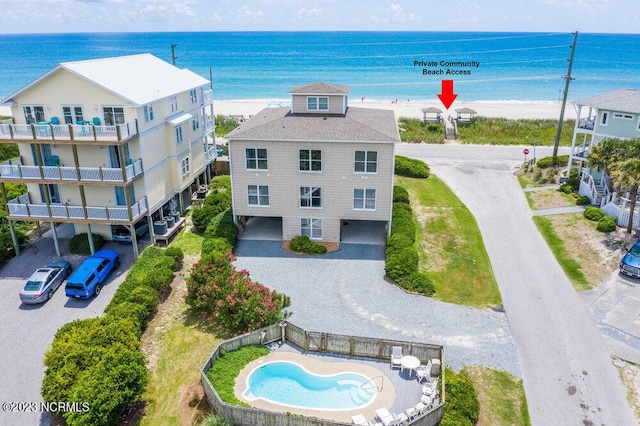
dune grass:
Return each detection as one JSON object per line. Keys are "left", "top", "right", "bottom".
{"left": 456, "top": 117, "right": 575, "bottom": 146}
{"left": 532, "top": 216, "right": 589, "bottom": 291}
{"left": 395, "top": 175, "right": 501, "bottom": 307}
{"left": 398, "top": 117, "right": 446, "bottom": 143}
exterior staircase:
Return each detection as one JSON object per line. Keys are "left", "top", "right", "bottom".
{"left": 445, "top": 119, "right": 456, "bottom": 140}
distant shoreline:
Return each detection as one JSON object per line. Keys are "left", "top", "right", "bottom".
{"left": 214, "top": 99, "right": 577, "bottom": 121}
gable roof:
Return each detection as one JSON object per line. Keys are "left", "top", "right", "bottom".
{"left": 226, "top": 106, "right": 399, "bottom": 143}
{"left": 289, "top": 82, "right": 350, "bottom": 95}
{"left": 573, "top": 89, "right": 640, "bottom": 114}
{"left": 3, "top": 53, "right": 209, "bottom": 106}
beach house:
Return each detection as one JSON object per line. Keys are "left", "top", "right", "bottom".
{"left": 226, "top": 82, "right": 399, "bottom": 243}
{"left": 0, "top": 54, "right": 217, "bottom": 257}
{"left": 566, "top": 88, "right": 640, "bottom": 230}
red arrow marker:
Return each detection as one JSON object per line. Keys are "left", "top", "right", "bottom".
{"left": 438, "top": 80, "right": 458, "bottom": 109}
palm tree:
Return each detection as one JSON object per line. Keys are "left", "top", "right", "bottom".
{"left": 613, "top": 158, "right": 640, "bottom": 233}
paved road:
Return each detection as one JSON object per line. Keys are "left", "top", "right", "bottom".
{"left": 0, "top": 226, "right": 142, "bottom": 425}
{"left": 397, "top": 144, "right": 636, "bottom": 426}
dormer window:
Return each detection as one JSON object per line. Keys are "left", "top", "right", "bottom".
{"left": 308, "top": 97, "right": 328, "bottom": 111}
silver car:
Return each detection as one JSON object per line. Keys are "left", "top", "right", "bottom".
{"left": 19, "top": 260, "right": 72, "bottom": 304}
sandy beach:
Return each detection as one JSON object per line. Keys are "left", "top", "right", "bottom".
{"left": 214, "top": 99, "right": 577, "bottom": 121}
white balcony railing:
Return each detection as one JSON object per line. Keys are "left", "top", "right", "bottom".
{"left": 202, "top": 90, "right": 213, "bottom": 104}
{"left": 7, "top": 196, "right": 148, "bottom": 222}
{"left": 0, "top": 120, "right": 138, "bottom": 143}
{"left": 0, "top": 159, "right": 143, "bottom": 183}
{"left": 577, "top": 116, "right": 596, "bottom": 130}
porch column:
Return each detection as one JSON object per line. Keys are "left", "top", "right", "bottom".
{"left": 87, "top": 223, "right": 95, "bottom": 255}
{"left": 147, "top": 213, "right": 156, "bottom": 244}
{"left": 130, "top": 224, "right": 139, "bottom": 259}
{"left": 36, "top": 221, "right": 42, "bottom": 238}
{"left": 51, "top": 221, "right": 61, "bottom": 257}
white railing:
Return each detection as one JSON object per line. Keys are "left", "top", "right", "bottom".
{"left": 202, "top": 90, "right": 213, "bottom": 104}
{"left": 203, "top": 118, "right": 214, "bottom": 134}
{"left": 579, "top": 171, "right": 597, "bottom": 202}
{"left": 0, "top": 120, "right": 138, "bottom": 142}
{"left": 0, "top": 158, "right": 143, "bottom": 183}
{"left": 577, "top": 116, "right": 596, "bottom": 130}
{"left": 205, "top": 146, "right": 218, "bottom": 162}
{"left": 6, "top": 196, "right": 148, "bottom": 222}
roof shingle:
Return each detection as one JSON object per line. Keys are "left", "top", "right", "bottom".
{"left": 573, "top": 89, "right": 640, "bottom": 114}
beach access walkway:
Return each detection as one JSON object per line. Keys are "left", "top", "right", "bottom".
{"left": 396, "top": 144, "right": 636, "bottom": 426}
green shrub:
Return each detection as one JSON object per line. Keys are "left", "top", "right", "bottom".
{"left": 584, "top": 206, "right": 605, "bottom": 221}
{"left": 106, "top": 301, "right": 150, "bottom": 333}
{"left": 559, "top": 183, "right": 573, "bottom": 194}
{"left": 209, "top": 175, "right": 231, "bottom": 192}
{"left": 393, "top": 185, "right": 411, "bottom": 204}
{"left": 289, "top": 236, "right": 327, "bottom": 254}
{"left": 69, "top": 232, "right": 104, "bottom": 254}
{"left": 385, "top": 246, "right": 419, "bottom": 281}
{"left": 386, "top": 233, "right": 414, "bottom": 255}
{"left": 576, "top": 195, "right": 592, "bottom": 206}
{"left": 202, "top": 237, "right": 233, "bottom": 255}
{"left": 535, "top": 154, "right": 569, "bottom": 169}
{"left": 391, "top": 206, "right": 416, "bottom": 242}
{"left": 125, "top": 285, "right": 160, "bottom": 316}
{"left": 204, "top": 209, "right": 238, "bottom": 248}
{"left": 164, "top": 246, "right": 184, "bottom": 269}
{"left": 442, "top": 367, "right": 480, "bottom": 426}
{"left": 565, "top": 176, "right": 580, "bottom": 191}
{"left": 394, "top": 155, "right": 430, "bottom": 178}
{"left": 532, "top": 169, "right": 542, "bottom": 182}
{"left": 597, "top": 215, "right": 617, "bottom": 233}
{"left": 398, "top": 272, "right": 435, "bottom": 295}
{"left": 192, "top": 204, "right": 216, "bottom": 232}
{"left": 204, "top": 190, "right": 232, "bottom": 210}
{"left": 201, "top": 414, "right": 233, "bottom": 426}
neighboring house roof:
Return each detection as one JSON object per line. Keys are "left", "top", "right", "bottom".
{"left": 572, "top": 89, "right": 640, "bottom": 114}
{"left": 3, "top": 53, "right": 209, "bottom": 107}
{"left": 226, "top": 106, "right": 399, "bottom": 143}
{"left": 289, "top": 82, "right": 350, "bottom": 95}
{"left": 455, "top": 107, "right": 477, "bottom": 114}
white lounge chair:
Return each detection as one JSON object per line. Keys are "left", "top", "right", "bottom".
{"left": 416, "top": 360, "right": 432, "bottom": 382}
{"left": 390, "top": 346, "right": 403, "bottom": 369}
{"left": 423, "top": 379, "right": 438, "bottom": 396}
{"left": 352, "top": 414, "right": 368, "bottom": 426}
{"left": 375, "top": 407, "right": 396, "bottom": 426}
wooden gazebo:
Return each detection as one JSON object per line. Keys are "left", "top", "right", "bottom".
{"left": 421, "top": 107, "right": 443, "bottom": 123}
{"left": 455, "top": 107, "right": 477, "bottom": 123}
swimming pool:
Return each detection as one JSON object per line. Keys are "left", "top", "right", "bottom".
{"left": 243, "top": 360, "right": 377, "bottom": 410}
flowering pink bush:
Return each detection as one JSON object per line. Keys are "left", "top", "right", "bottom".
{"left": 186, "top": 252, "right": 289, "bottom": 331}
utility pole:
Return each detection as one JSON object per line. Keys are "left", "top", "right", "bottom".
{"left": 553, "top": 31, "right": 578, "bottom": 158}
{"left": 171, "top": 43, "right": 178, "bottom": 66}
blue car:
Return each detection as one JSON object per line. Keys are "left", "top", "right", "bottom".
{"left": 620, "top": 240, "right": 640, "bottom": 279}
{"left": 65, "top": 249, "right": 120, "bottom": 299}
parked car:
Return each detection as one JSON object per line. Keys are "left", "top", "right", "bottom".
{"left": 620, "top": 240, "right": 640, "bottom": 279}
{"left": 112, "top": 219, "right": 149, "bottom": 243}
{"left": 65, "top": 250, "right": 120, "bottom": 299}
{"left": 19, "top": 260, "right": 72, "bottom": 304}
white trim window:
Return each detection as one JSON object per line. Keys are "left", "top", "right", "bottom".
{"left": 103, "top": 107, "right": 125, "bottom": 125}
{"left": 600, "top": 111, "right": 609, "bottom": 126}
{"left": 23, "top": 105, "right": 45, "bottom": 124}
{"left": 300, "top": 187, "right": 322, "bottom": 208}
{"left": 181, "top": 157, "right": 190, "bottom": 176}
{"left": 299, "top": 149, "right": 322, "bottom": 172}
{"left": 301, "top": 218, "right": 322, "bottom": 240}
{"left": 175, "top": 126, "right": 183, "bottom": 144}
{"left": 353, "top": 188, "right": 376, "bottom": 210}
{"left": 192, "top": 114, "right": 199, "bottom": 131}
{"left": 245, "top": 148, "right": 268, "bottom": 170}
{"left": 613, "top": 113, "right": 634, "bottom": 120}
{"left": 143, "top": 105, "right": 154, "bottom": 122}
{"left": 354, "top": 150, "right": 378, "bottom": 173}
{"left": 170, "top": 95, "right": 178, "bottom": 113}
{"left": 307, "top": 96, "right": 329, "bottom": 111}
{"left": 62, "top": 106, "right": 84, "bottom": 124}
{"left": 247, "top": 185, "right": 270, "bottom": 206}
{"left": 190, "top": 89, "right": 198, "bottom": 104}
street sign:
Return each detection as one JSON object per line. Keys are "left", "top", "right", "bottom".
{"left": 523, "top": 148, "right": 530, "bottom": 155}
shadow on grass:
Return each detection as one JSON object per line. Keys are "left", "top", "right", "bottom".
{"left": 182, "top": 305, "right": 237, "bottom": 340}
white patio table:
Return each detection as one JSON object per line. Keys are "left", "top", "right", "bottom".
{"left": 400, "top": 355, "right": 420, "bottom": 376}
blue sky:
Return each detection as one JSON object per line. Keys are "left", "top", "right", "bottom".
{"left": 0, "top": 0, "right": 637, "bottom": 34}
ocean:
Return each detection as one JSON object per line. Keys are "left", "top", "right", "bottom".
{"left": 1, "top": 31, "right": 639, "bottom": 103}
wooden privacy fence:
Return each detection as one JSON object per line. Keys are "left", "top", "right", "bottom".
{"left": 201, "top": 321, "right": 445, "bottom": 426}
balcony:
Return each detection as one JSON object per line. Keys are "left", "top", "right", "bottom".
{"left": 0, "top": 120, "right": 138, "bottom": 144}
{"left": 6, "top": 194, "right": 148, "bottom": 223}
{"left": 202, "top": 90, "right": 213, "bottom": 105}
{"left": 204, "top": 145, "right": 218, "bottom": 163}
{"left": 0, "top": 158, "right": 143, "bottom": 184}
{"left": 577, "top": 116, "right": 596, "bottom": 131}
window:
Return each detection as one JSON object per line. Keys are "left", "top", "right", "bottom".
{"left": 143, "top": 105, "right": 154, "bottom": 122}
{"left": 600, "top": 112, "right": 609, "bottom": 126}
{"left": 613, "top": 113, "right": 634, "bottom": 120}
{"left": 103, "top": 107, "right": 125, "bottom": 125}
{"left": 353, "top": 188, "right": 376, "bottom": 210}
{"left": 247, "top": 185, "right": 270, "bottom": 206}
{"left": 245, "top": 148, "right": 268, "bottom": 170}
{"left": 192, "top": 114, "right": 199, "bottom": 131}
{"left": 170, "top": 95, "right": 178, "bottom": 113}
{"left": 62, "top": 106, "right": 84, "bottom": 124}
{"left": 190, "top": 89, "right": 198, "bottom": 104}
{"left": 23, "top": 106, "right": 45, "bottom": 124}
{"left": 175, "top": 126, "right": 183, "bottom": 144}
{"left": 181, "top": 157, "right": 190, "bottom": 176}
{"left": 354, "top": 151, "right": 378, "bottom": 173}
{"left": 301, "top": 218, "right": 322, "bottom": 240}
{"left": 299, "top": 149, "right": 322, "bottom": 171}
{"left": 300, "top": 187, "right": 322, "bottom": 208}
{"left": 307, "top": 96, "right": 329, "bottom": 111}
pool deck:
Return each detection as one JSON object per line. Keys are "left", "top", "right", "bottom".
{"left": 234, "top": 343, "right": 426, "bottom": 424}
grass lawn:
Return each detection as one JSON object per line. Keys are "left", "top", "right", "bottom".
{"left": 524, "top": 189, "right": 576, "bottom": 211}
{"left": 463, "top": 366, "right": 531, "bottom": 426}
{"left": 395, "top": 175, "right": 501, "bottom": 307}
{"left": 141, "top": 226, "right": 231, "bottom": 425}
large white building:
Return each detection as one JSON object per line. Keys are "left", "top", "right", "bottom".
{"left": 226, "top": 82, "right": 399, "bottom": 243}
{"left": 0, "top": 54, "right": 217, "bottom": 257}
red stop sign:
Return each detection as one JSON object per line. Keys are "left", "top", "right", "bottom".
{"left": 523, "top": 148, "right": 530, "bottom": 155}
